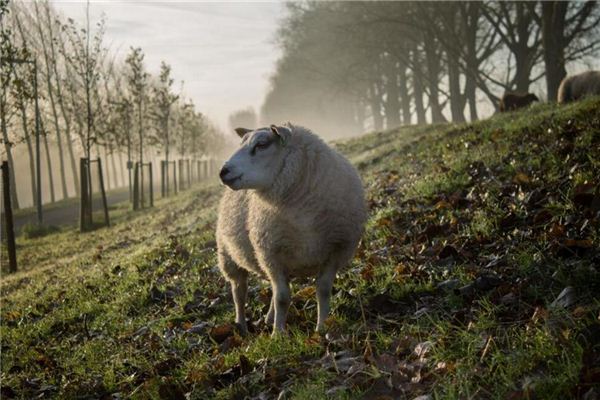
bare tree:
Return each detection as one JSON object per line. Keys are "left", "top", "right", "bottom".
{"left": 540, "top": 1, "right": 600, "bottom": 101}
{"left": 482, "top": 2, "right": 543, "bottom": 94}
{"left": 125, "top": 46, "right": 148, "bottom": 203}
{"left": 62, "top": 4, "right": 106, "bottom": 159}
{"left": 1, "top": 0, "right": 20, "bottom": 208}
{"left": 29, "top": 1, "right": 68, "bottom": 200}
{"left": 11, "top": 10, "right": 38, "bottom": 205}
{"left": 151, "top": 61, "right": 179, "bottom": 174}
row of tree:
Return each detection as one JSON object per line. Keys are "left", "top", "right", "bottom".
{"left": 1, "top": 0, "right": 225, "bottom": 209}
{"left": 261, "top": 1, "right": 600, "bottom": 137}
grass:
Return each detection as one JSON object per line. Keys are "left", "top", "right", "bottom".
{"left": 12, "top": 186, "right": 130, "bottom": 219}
{"left": 1, "top": 97, "right": 600, "bottom": 399}
{"left": 19, "top": 223, "right": 61, "bottom": 239}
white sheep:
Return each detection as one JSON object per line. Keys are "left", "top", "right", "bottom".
{"left": 558, "top": 70, "right": 600, "bottom": 103}
{"left": 216, "top": 123, "right": 366, "bottom": 336}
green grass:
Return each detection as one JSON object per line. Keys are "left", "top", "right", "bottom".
{"left": 20, "top": 223, "right": 61, "bottom": 239}
{"left": 13, "top": 186, "right": 130, "bottom": 219}
{"left": 2, "top": 98, "right": 600, "bottom": 399}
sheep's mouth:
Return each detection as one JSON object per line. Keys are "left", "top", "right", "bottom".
{"left": 222, "top": 174, "right": 242, "bottom": 187}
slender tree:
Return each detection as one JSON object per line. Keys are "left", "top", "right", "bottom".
{"left": 125, "top": 46, "right": 148, "bottom": 203}
{"left": 0, "top": 1, "right": 20, "bottom": 208}
{"left": 11, "top": 11, "right": 38, "bottom": 205}
{"left": 31, "top": 1, "right": 68, "bottom": 199}
{"left": 151, "top": 61, "right": 178, "bottom": 193}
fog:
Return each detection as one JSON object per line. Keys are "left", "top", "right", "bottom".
{"left": 49, "top": 0, "right": 284, "bottom": 133}
{"left": 4, "top": 1, "right": 600, "bottom": 210}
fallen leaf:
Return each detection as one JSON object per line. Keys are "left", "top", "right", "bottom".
{"left": 513, "top": 172, "right": 531, "bottom": 185}
{"left": 434, "top": 200, "right": 451, "bottom": 210}
{"left": 564, "top": 239, "right": 593, "bottom": 249}
{"left": 361, "top": 264, "right": 375, "bottom": 282}
{"left": 218, "top": 333, "right": 243, "bottom": 353}
{"left": 209, "top": 324, "right": 234, "bottom": 343}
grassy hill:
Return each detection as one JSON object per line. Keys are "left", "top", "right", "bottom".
{"left": 2, "top": 98, "right": 599, "bottom": 399}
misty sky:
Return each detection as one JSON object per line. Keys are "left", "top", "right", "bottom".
{"left": 49, "top": 0, "right": 284, "bottom": 132}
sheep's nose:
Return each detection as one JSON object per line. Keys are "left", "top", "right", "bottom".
{"left": 219, "top": 166, "right": 230, "bottom": 180}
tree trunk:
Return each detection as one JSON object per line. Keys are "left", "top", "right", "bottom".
{"left": 54, "top": 28, "right": 80, "bottom": 196}
{"left": 42, "top": 125, "right": 56, "bottom": 203}
{"left": 0, "top": 101, "right": 19, "bottom": 209}
{"left": 110, "top": 146, "right": 118, "bottom": 189}
{"left": 447, "top": 50, "right": 466, "bottom": 123}
{"left": 118, "top": 151, "right": 125, "bottom": 187}
{"left": 12, "top": 11, "right": 37, "bottom": 206}
{"left": 127, "top": 131, "right": 132, "bottom": 201}
{"left": 464, "top": 48, "right": 479, "bottom": 121}
{"left": 465, "top": 75, "right": 478, "bottom": 121}
{"left": 64, "top": 123, "right": 79, "bottom": 195}
{"left": 398, "top": 61, "right": 411, "bottom": 125}
{"left": 383, "top": 55, "right": 401, "bottom": 129}
{"left": 369, "top": 82, "right": 384, "bottom": 131}
{"left": 165, "top": 119, "right": 170, "bottom": 195}
{"left": 103, "top": 145, "right": 111, "bottom": 190}
{"left": 138, "top": 99, "right": 144, "bottom": 206}
{"left": 411, "top": 47, "right": 427, "bottom": 125}
{"left": 423, "top": 31, "right": 447, "bottom": 123}
{"left": 541, "top": 2, "right": 568, "bottom": 102}
{"left": 354, "top": 99, "right": 366, "bottom": 131}
{"left": 16, "top": 94, "right": 38, "bottom": 207}
{"left": 462, "top": 3, "right": 479, "bottom": 121}
{"left": 35, "top": 1, "right": 68, "bottom": 200}
{"left": 514, "top": 47, "right": 532, "bottom": 93}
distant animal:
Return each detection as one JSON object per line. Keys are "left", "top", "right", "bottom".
{"left": 499, "top": 92, "right": 539, "bottom": 112}
{"left": 558, "top": 70, "right": 600, "bottom": 103}
{"left": 216, "top": 123, "right": 367, "bottom": 336}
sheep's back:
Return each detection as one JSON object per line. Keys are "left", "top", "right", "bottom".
{"left": 559, "top": 71, "right": 600, "bottom": 103}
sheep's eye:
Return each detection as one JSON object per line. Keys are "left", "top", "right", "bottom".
{"left": 252, "top": 141, "right": 271, "bottom": 154}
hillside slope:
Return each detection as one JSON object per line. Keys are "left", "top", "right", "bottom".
{"left": 2, "top": 98, "right": 600, "bottom": 399}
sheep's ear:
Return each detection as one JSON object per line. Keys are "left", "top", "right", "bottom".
{"left": 234, "top": 127, "right": 252, "bottom": 138}
{"left": 270, "top": 125, "right": 280, "bottom": 137}
{"left": 270, "top": 125, "right": 288, "bottom": 147}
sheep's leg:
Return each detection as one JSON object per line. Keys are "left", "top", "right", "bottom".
{"left": 231, "top": 271, "right": 248, "bottom": 335}
{"left": 316, "top": 265, "right": 337, "bottom": 333}
{"left": 219, "top": 249, "right": 249, "bottom": 335}
{"left": 265, "top": 296, "right": 275, "bottom": 325}
{"left": 270, "top": 273, "right": 291, "bottom": 336}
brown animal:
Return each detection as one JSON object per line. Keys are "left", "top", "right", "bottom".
{"left": 499, "top": 92, "right": 539, "bottom": 112}
{"left": 558, "top": 70, "right": 600, "bottom": 103}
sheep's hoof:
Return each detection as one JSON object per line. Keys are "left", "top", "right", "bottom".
{"left": 270, "top": 329, "right": 287, "bottom": 339}
{"left": 235, "top": 322, "right": 248, "bottom": 337}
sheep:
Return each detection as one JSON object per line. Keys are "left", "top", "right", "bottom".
{"left": 558, "top": 70, "right": 600, "bottom": 103}
{"left": 216, "top": 123, "right": 367, "bottom": 336}
{"left": 499, "top": 92, "right": 539, "bottom": 112}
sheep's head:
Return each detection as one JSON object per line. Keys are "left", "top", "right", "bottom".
{"left": 527, "top": 93, "right": 539, "bottom": 103}
{"left": 220, "top": 124, "right": 292, "bottom": 191}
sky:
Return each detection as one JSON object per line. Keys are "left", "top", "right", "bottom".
{"left": 49, "top": 0, "right": 285, "bottom": 133}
